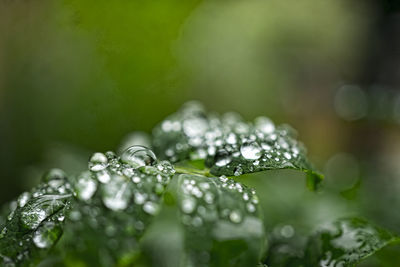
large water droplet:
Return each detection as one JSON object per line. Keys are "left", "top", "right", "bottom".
{"left": 215, "top": 149, "right": 232, "bottom": 167}
{"left": 75, "top": 171, "right": 97, "bottom": 201}
{"left": 254, "top": 116, "right": 275, "bottom": 134}
{"left": 88, "top": 152, "right": 108, "bottom": 172}
{"left": 32, "top": 222, "right": 62, "bottom": 249}
{"left": 102, "top": 175, "right": 131, "bottom": 211}
{"left": 118, "top": 131, "right": 151, "bottom": 152}
{"left": 121, "top": 146, "right": 157, "bottom": 168}
{"left": 240, "top": 142, "right": 262, "bottom": 160}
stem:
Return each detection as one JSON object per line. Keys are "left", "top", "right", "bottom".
{"left": 174, "top": 166, "right": 212, "bottom": 177}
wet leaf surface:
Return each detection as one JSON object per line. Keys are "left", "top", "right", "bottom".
{"left": 0, "top": 169, "right": 72, "bottom": 266}
{"left": 152, "top": 102, "right": 323, "bottom": 190}
{"left": 304, "top": 217, "right": 400, "bottom": 267}
{"left": 175, "top": 174, "right": 265, "bottom": 267}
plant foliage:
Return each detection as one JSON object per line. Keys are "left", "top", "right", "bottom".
{"left": 0, "top": 102, "right": 398, "bottom": 267}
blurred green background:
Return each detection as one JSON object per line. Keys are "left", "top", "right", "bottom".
{"left": 1, "top": 0, "right": 400, "bottom": 249}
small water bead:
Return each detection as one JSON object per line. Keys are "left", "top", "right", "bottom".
{"left": 261, "top": 143, "right": 272, "bottom": 151}
{"left": 229, "top": 210, "right": 242, "bottom": 224}
{"left": 192, "top": 216, "right": 203, "bottom": 227}
{"left": 132, "top": 176, "right": 141, "bottom": 183}
{"left": 42, "top": 168, "right": 67, "bottom": 183}
{"left": 254, "top": 116, "right": 275, "bottom": 134}
{"left": 88, "top": 152, "right": 108, "bottom": 172}
{"left": 96, "top": 170, "right": 111, "bottom": 184}
{"left": 280, "top": 225, "right": 295, "bottom": 238}
{"left": 207, "top": 146, "right": 216, "bottom": 156}
{"left": 181, "top": 198, "right": 196, "bottom": 214}
{"left": 17, "top": 192, "right": 30, "bottom": 208}
{"left": 155, "top": 183, "right": 164, "bottom": 195}
{"left": 283, "top": 152, "right": 292, "bottom": 160}
{"left": 191, "top": 187, "right": 203, "bottom": 198}
{"left": 121, "top": 146, "right": 157, "bottom": 168}
{"left": 226, "top": 133, "right": 237, "bottom": 145}
{"left": 102, "top": 175, "right": 131, "bottom": 211}
{"left": 204, "top": 192, "right": 215, "bottom": 204}
{"left": 69, "top": 210, "right": 81, "bottom": 221}
{"left": 75, "top": 171, "right": 97, "bottom": 201}
{"left": 143, "top": 201, "right": 158, "bottom": 215}
{"left": 122, "top": 167, "right": 135, "bottom": 177}
{"left": 235, "top": 122, "right": 249, "bottom": 134}
{"left": 32, "top": 222, "right": 61, "bottom": 249}
{"left": 134, "top": 192, "right": 146, "bottom": 205}
{"left": 183, "top": 117, "right": 208, "bottom": 137}
{"left": 234, "top": 166, "right": 243, "bottom": 176}
{"left": 199, "top": 182, "right": 210, "bottom": 190}
{"left": 240, "top": 142, "right": 262, "bottom": 160}
{"left": 246, "top": 203, "right": 256, "bottom": 213}
{"left": 214, "top": 149, "right": 232, "bottom": 167}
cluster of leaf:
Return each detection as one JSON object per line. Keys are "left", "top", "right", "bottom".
{"left": 0, "top": 102, "right": 399, "bottom": 267}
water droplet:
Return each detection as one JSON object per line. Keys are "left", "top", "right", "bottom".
{"left": 42, "top": 169, "right": 67, "bottom": 183}
{"left": 102, "top": 175, "right": 131, "bottom": 211}
{"left": 32, "top": 222, "right": 61, "bottom": 249}
{"left": 132, "top": 176, "right": 141, "bottom": 183}
{"left": 283, "top": 152, "right": 292, "bottom": 160}
{"left": 75, "top": 171, "right": 97, "bottom": 201}
{"left": 96, "top": 170, "right": 111, "bottom": 184}
{"left": 192, "top": 216, "right": 203, "bottom": 227}
{"left": 204, "top": 192, "right": 214, "bottom": 204}
{"left": 88, "top": 152, "right": 108, "bottom": 172}
{"left": 215, "top": 149, "right": 232, "bottom": 167}
{"left": 121, "top": 145, "right": 157, "bottom": 168}
{"left": 246, "top": 203, "right": 256, "bottom": 213}
{"left": 181, "top": 198, "right": 196, "bottom": 214}
{"left": 240, "top": 142, "right": 262, "bottom": 160}
{"left": 17, "top": 192, "right": 30, "bottom": 208}
{"left": 234, "top": 166, "right": 243, "bottom": 176}
{"left": 254, "top": 116, "right": 275, "bottom": 134}
{"left": 183, "top": 118, "right": 208, "bottom": 137}
{"left": 226, "top": 133, "right": 237, "bottom": 145}
{"left": 134, "top": 192, "right": 146, "bottom": 205}
{"left": 119, "top": 131, "right": 151, "bottom": 152}
{"left": 143, "top": 201, "right": 158, "bottom": 215}
{"left": 281, "top": 225, "right": 295, "bottom": 238}
{"left": 69, "top": 210, "right": 81, "bottom": 221}
{"left": 229, "top": 210, "right": 242, "bottom": 223}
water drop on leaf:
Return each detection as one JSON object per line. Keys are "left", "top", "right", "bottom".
{"left": 32, "top": 222, "right": 62, "bottom": 249}
{"left": 88, "top": 152, "right": 108, "bottom": 172}
{"left": 240, "top": 142, "right": 262, "bottom": 160}
{"left": 215, "top": 149, "right": 232, "bottom": 167}
{"left": 121, "top": 145, "right": 157, "bottom": 168}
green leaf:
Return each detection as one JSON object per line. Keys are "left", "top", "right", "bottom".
{"left": 175, "top": 174, "right": 266, "bottom": 267}
{"left": 57, "top": 150, "right": 176, "bottom": 266}
{"left": 152, "top": 102, "right": 323, "bottom": 190}
{"left": 0, "top": 169, "right": 72, "bottom": 266}
{"left": 304, "top": 217, "right": 400, "bottom": 267}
